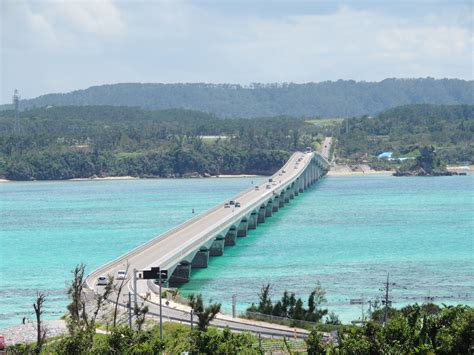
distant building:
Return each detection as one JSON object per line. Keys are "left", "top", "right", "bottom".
{"left": 377, "top": 152, "right": 393, "bottom": 159}
{"left": 377, "top": 151, "right": 415, "bottom": 161}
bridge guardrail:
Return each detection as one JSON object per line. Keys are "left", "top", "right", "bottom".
{"left": 158, "top": 153, "right": 316, "bottom": 270}
{"left": 86, "top": 152, "right": 303, "bottom": 286}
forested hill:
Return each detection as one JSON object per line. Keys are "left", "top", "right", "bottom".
{"left": 336, "top": 104, "right": 474, "bottom": 163}
{"left": 0, "top": 106, "right": 322, "bottom": 180}
{"left": 3, "top": 78, "right": 473, "bottom": 118}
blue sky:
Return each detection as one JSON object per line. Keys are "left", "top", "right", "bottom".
{"left": 1, "top": 0, "right": 472, "bottom": 103}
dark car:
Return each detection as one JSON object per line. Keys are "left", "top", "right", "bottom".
{"left": 235, "top": 202, "right": 241, "bottom": 207}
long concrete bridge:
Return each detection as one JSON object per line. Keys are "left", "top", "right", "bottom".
{"left": 86, "top": 151, "right": 329, "bottom": 291}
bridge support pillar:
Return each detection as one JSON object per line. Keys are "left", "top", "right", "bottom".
{"left": 225, "top": 228, "right": 237, "bottom": 246}
{"left": 289, "top": 186, "right": 295, "bottom": 199}
{"left": 210, "top": 237, "right": 225, "bottom": 256}
{"left": 248, "top": 214, "right": 257, "bottom": 229}
{"left": 279, "top": 195, "right": 285, "bottom": 208}
{"left": 192, "top": 249, "right": 209, "bottom": 268}
{"left": 237, "top": 220, "right": 248, "bottom": 237}
{"left": 272, "top": 198, "right": 279, "bottom": 212}
{"left": 258, "top": 207, "right": 266, "bottom": 223}
{"left": 299, "top": 178, "right": 304, "bottom": 193}
{"left": 265, "top": 203, "right": 273, "bottom": 217}
{"left": 169, "top": 263, "right": 191, "bottom": 287}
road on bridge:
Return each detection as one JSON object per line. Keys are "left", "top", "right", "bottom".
{"left": 320, "top": 137, "right": 333, "bottom": 161}
{"left": 85, "top": 150, "right": 326, "bottom": 337}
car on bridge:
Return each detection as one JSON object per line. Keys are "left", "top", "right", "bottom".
{"left": 116, "top": 270, "right": 126, "bottom": 280}
{"left": 224, "top": 202, "right": 230, "bottom": 208}
{"left": 235, "top": 202, "right": 241, "bottom": 207}
{"left": 97, "top": 276, "right": 108, "bottom": 286}
{"left": 266, "top": 184, "right": 272, "bottom": 189}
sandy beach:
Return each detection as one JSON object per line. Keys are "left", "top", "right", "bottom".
{"left": 447, "top": 165, "right": 474, "bottom": 172}
{"left": 69, "top": 176, "right": 139, "bottom": 181}
{"left": 327, "top": 164, "right": 394, "bottom": 176}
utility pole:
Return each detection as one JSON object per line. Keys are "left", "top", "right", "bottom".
{"left": 383, "top": 273, "right": 391, "bottom": 326}
{"left": 361, "top": 294, "right": 365, "bottom": 322}
{"left": 127, "top": 292, "right": 132, "bottom": 327}
{"left": 159, "top": 270, "right": 163, "bottom": 340}
{"left": 232, "top": 294, "right": 236, "bottom": 318}
{"left": 133, "top": 268, "right": 138, "bottom": 307}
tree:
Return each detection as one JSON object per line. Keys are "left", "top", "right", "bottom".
{"left": 416, "top": 146, "right": 440, "bottom": 173}
{"left": 305, "top": 329, "right": 326, "bottom": 355}
{"left": 58, "top": 264, "right": 114, "bottom": 354}
{"left": 306, "top": 281, "right": 328, "bottom": 322}
{"left": 33, "top": 292, "right": 47, "bottom": 354}
{"left": 188, "top": 294, "right": 221, "bottom": 332}
{"left": 112, "top": 262, "right": 129, "bottom": 327}
{"left": 257, "top": 284, "right": 273, "bottom": 314}
{"left": 134, "top": 302, "right": 149, "bottom": 331}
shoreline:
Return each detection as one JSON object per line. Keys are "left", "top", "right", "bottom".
{"left": 0, "top": 174, "right": 262, "bottom": 183}
{"left": 327, "top": 170, "right": 394, "bottom": 176}
{"left": 1, "top": 166, "right": 472, "bottom": 182}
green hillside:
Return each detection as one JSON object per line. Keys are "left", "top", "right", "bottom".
{"left": 2, "top": 78, "right": 472, "bottom": 118}
{"left": 0, "top": 106, "right": 322, "bottom": 180}
{"left": 336, "top": 104, "right": 474, "bottom": 164}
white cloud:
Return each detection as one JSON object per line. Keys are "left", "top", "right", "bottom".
{"left": 1, "top": 1, "right": 472, "bottom": 102}
{"left": 1, "top": 0, "right": 124, "bottom": 51}
{"left": 50, "top": 0, "right": 124, "bottom": 36}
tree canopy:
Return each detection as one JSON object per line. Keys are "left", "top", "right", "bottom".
{"left": 2, "top": 78, "right": 472, "bottom": 118}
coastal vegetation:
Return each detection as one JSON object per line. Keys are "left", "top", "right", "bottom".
{"left": 246, "top": 283, "right": 330, "bottom": 324}
{"left": 0, "top": 106, "right": 322, "bottom": 180}
{"left": 335, "top": 104, "right": 474, "bottom": 165}
{"left": 7, "top": 267, "right": 473, "bottom": 354}
{"left": 1, "top": 79, "right": 472, "bottom": 118}
{"left": 393, "top": 146, "right": 459, "bottom": 176}
{"left": 1, "top": 103, "right": 472, "bottom": 181}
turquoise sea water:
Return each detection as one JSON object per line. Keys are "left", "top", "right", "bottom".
{"left": 1, "top": 175, "right": 473, "bottom": 329}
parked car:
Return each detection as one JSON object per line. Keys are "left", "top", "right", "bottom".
{"left": 116, "top": 270, "right": 126, "bottom": 280}
{"left": 224, "top": 202, "right": 230, "bottom": 208}
{"left": 97, "top": 276, "right": 108, "bottom": 286}
{"left": 235, "top": 202, "right": 241, "bottom": 207}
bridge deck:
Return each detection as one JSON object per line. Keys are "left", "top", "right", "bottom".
{"left": 86, "top": 151, "right": 316, "bottom": 288}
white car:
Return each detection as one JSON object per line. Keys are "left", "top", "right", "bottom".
{"left": 116, "top": 270, "right": 126, "bottom": 280}
{"left": 97, "top": 276, "right": 108, "bottom": 286}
